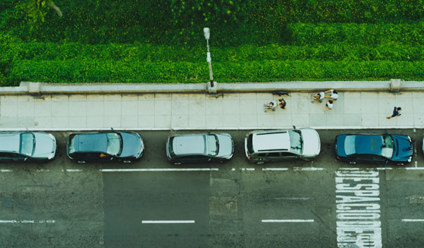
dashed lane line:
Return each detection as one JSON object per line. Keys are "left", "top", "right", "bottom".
{"left": 402, "top": 219, "right": 424, "bottom": 222}
{"left": 261, "top": 219, "right": 314, "bottom": 223}
{"left": 101, "top": 168, "right": 219, "bottom": 172}
{"left": 141, "top": 220, "right": 195, "bottom": 224}
{"left": 0, "top": 220, "right": 55, "bottom": 224}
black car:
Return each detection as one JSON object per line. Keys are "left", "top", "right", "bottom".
{"left": 335, "top": 133, "right": 413, "bottom": 165}
{"left": 67, "top": 132, "right": 144, "bottom": 163}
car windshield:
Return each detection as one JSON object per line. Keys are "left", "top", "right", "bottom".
{"left": 381, "top": 135, "right": 394, "bottom": 159}
{"left": 288, "top": 130, "right": 302, "bottom": 152}
{"left": 20, "top": 133, "right": 35, "bottom": 157}
{"left": 106, "top": 133, "right": 122, "bottom": 156}
{"left": 205, "top": 134, "right": 218, "bottom": 156}
{"left": 344, "top": 136, "right": 356, "bottom": 155}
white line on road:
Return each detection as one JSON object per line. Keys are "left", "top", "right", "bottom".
{"left": 262, "top": 168, "right": 289, "bottom": 171}
{"left": 64, "top": 169, "right": 83, "bottom": 172}
{"left": 376, "top": 167, "right": 393, "bottom": 170}
{"left": 0, "top": 169, "right": 12, "bottom": 172}
{"left": 101, "top": 168, "right": 219, "bottom": 172}
{"left": 141, "top": 220, "right": 195, "bottom": 224}
{"left": 261, "top": 219, "right": 314, "bottom": 223}
{"left": 295, "top": 167, "right": 324, "bottom": 171}
{"left": 241, "top": 168, "right": 255, "bottom": 171}
{"left": 405, "top": 167, "right": 424, "bottom": 170}
{"left": 0, "top": 220, "right": 55, "bottom": 224}
{"left": 402, "top": 219, "right": 424, "bottom": 222}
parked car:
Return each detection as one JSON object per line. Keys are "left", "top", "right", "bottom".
{"left": 0, "top": 132, "right": 56, "bottom": 162}
{"left": 166, "top": 133, "right": 234, "bottom": 165}
{"left": 67, "top": 132, "right": 144, "bottom": 163}
{"left": 335, "top": 133, "right": 413, "bottom": 165}
{"left": 244, "top": 128, "right": 321, "bottom": 164}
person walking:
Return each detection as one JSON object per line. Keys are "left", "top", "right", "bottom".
{"left": 325, "top": 100, "right": 333, "bottom": 110}
{"left": 278, "top": 98, "right": 286, "bottom": 109}
{"left": 387, "top": 107, "right": 401, "bottom": 119}
{"left": 325, "top": 89, "right": 338, "bottom": 100}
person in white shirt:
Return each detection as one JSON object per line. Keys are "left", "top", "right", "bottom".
{"left": 325, "top": 89, "right": 338, "bottom": 100}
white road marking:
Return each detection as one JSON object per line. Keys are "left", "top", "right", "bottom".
{"left": 101, "top": 168, "right": 219, "bottom": 172}
{"left": 274, "top": 197, "right": 310, "bottom": 200}
{"left": 336, "top": 169, "right": 382, "bottom": 248}
{"left": 402, "top": 219, "right": 424, "bottom": 222}
{"left": 0, "top": 169, "right": 12, "bottom": 172}
{"left": 295, "top": 167, "right": 324, "bottom": 171}
{"left": 415, "top": 161, "right": 418, "bottom": 168}
{"left": 141, "top": 220, "right": 195, "bottom": 224}
{"left": 0, "top": 220, "right": 55, "bottom": 224}
{"left": 231, "top": 168, "right": 236, "bottom": 171}
{"left": 241, "top": 168, "right": 255, "bottom": 171}
{"left": 64, "top": 169, "right": 83, "bottom": 172}
{"left": 405, "top": 167, "right": 424, "bottom": 170}
{"left": 262, "top": 168, "right": 289, "bottom": 171}
{"left": 261, "top": 219, "right": 314, "bottom": 223}
{"left": 376, "top": 167, "right": 392, "bottom": 170}
{"left": 35, "top": 169, "right": 50, "bottom": 172}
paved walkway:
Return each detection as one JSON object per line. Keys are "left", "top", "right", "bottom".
{"left": 0, "top": 91, "right": 422, "bottom": 130}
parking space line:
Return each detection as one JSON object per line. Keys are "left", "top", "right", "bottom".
{"left": 402, "top": 219, "right": 424, "bottom": 222}
{"left": 376, "top": 167, "right": 393, "bottom": 170}
{"left": 101, "top": 168, "right": 219, "bottom": 172}
{"left": 261, "top": 219, "right": 314, "bottom": 223}
{"left": 141, "top": 220, "right": 195, "bottom": 224}
{"left": 0, "top": 169, "right": 12, "bottom": 172}
{"left": 0, "top": 220, "right": 55, "bottom": 224}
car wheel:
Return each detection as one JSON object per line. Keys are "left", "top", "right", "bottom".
{"left": 349, "top": 161, "right": 357, "bottom": 165}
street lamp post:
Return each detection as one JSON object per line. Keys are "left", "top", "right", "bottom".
{"left": 203, "top": 27, "right": 217, "bottom": 93}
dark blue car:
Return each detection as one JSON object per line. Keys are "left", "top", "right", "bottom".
{"left": 335, "top": 134, "right": 413, "bottom": 165}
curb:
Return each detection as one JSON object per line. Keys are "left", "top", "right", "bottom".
{"left": 1, "top": 79, "right": 424, "bottom": 95}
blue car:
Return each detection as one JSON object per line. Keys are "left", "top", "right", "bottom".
{"left": 335, "top": 133, "right": 413, "bottom": 165}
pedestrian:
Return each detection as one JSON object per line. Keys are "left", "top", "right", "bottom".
{"left": 387, "top": 107, "right": 401, "bottom": 119}
{"left": 264, "top": 100, "right": 277, "bottom": 112}
{"left": 313, "top": 91, "right": 325, "bottom": 102}
{"left": 325, "top": 100, "right": 333, "bottom": 110}
{"left": 325, "top": 89, "right": 338, "bottom": 100}
{"left": 278, "top": 98, "right": 286, "bottom": 109}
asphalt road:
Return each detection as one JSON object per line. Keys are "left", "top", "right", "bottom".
{"left": 0, "top": 129, "right": 424, "bottom": 248}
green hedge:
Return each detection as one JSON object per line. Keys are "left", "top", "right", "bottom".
{"left": 8, "top": 59, "right": 424, "bottom": 85}
{"left": 6, "top": 41, "right": 424, "bottom": 63}
{"left": 2, "top": 0, "right": 424, "bottom": 45}
{"left": 288, "top": 22, "right": 424, "bottom": 45}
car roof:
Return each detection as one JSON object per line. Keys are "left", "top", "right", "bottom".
{"left": 172, "top": 134, "right": 205, "bottom": 155}
{"left": 0, "top": 133, "right": 21, "bottom": 153}
{"left": 355, "top": 135, "right": 383, "bottom": 155}
{"left": 71, "top": 133, "right": 108, "bottom": 153}
{"left": 252, "top": 131, "right": 290, "bottom": 151}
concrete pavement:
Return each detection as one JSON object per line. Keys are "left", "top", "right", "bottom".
{"left": 0, "top": 90, "right": 423, "bottom": 131}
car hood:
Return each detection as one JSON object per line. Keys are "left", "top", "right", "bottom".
{"left": 216, "top": 134, "right": 234, "bottom": 159}
{"left": 32, "top": 133, "right": 56, "bottom": 159}
{"left": 119, "top": 132, "right": 144, "bottom": 159}
{"left": 300, "top": 129, "right": 321, "bottom": 157}
{"left": 391, "top": 135, "right": 413, "bottom": 162}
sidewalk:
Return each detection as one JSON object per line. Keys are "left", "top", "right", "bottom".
{"left": 0, "top": 91, "right": 422, "bottom": 131}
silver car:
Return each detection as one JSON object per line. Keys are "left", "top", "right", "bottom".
{"left": 0, "top": 132, "right": 57, "bottom": 162}
{"left": 166, "top": 133, "right": 234, "bottom": 165}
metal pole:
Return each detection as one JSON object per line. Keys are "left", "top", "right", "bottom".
{"left": 206, "top": 39, "right": 214, "bottom": 87}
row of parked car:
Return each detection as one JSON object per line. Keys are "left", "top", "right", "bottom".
{"left": 0, "top": 128, "right": 414, "bottom": 165}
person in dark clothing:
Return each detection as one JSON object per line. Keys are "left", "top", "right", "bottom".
{"left": 387, "top": 107, "right": 401, "bottom": 119}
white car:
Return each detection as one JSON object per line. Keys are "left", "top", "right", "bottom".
{"left": 0, "top": 132, "right": 57, "bottom": 162}
{"left": 244, "top": 128, "right": 321, "bottom": 164}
